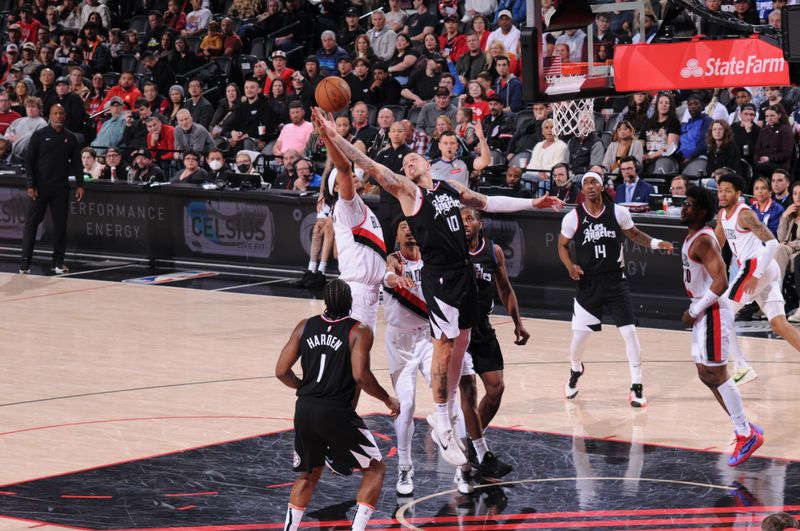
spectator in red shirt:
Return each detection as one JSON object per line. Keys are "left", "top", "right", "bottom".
{"left": 17, "top": 5, "right": 42, "bottom": 45}
{"left": 220, "top": 17, "right": 242, "bottom": 57}
{"left": 263, "top": 50, "right": 295, "bottom": 96}
{"left": 164, "top": 0, "right": 186, "bottom": 33}
{"left": 146, "top": 115, "right": 175, "bottom": 161}
{"left": 101, "top": 71, "right": 143, "bottom": 110}
{"left": 0, "top": 90, "right": 22, "bottom": 135}
{"left": 439, "top": 15, "right": 466, "bottom": 62}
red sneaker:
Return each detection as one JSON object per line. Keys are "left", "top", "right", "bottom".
{"left": 727, "top": 424, "right": 764, "bottom": 466}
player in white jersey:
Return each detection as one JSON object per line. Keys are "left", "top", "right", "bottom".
{"left": 715, "top": 174, "right": 800, "bottom": 352}
{"left": 680, "top": 186, "right": 763, "bottom": 466}
{"left": 328, "top": 167, "right": 387, "bottom": 332}
{"left": 383, "top": 216, "right": 433, "bottom": 496}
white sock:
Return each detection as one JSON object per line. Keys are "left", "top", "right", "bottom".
{"left": 453, "top": 404, "right": 467, "bottom": 439}
{"left": 434, "top": 402, "right": 450, "bottom": 433}
{"left": 619, "top": 324, "right": 642, "bottom": 384}
{"left": 283, "top": 504, "right": 305, "bottom": 531}
{"left": 472, "top": 436, "right": 489, "bottom": 462}
{"left": 717, "top": 378, "right": 750, "bottom": 436}
{"left": 307, "top": 261, "right": 317, "bottom": 273}
{"left": 351, "top": 502, "right": 374, "bottom": 531}
{"left": 730, "top": 334, "right": 748, "bottom": 369}
{"left": 318, "top": 261, "right": 327, "bottom": 274}
{"left": 569, "top": 330, "right": 591, "bottom": 373}
{"left": 393, "top": 382, "right": 415, "bottom": 467}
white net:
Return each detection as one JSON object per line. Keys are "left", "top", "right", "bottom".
{"left": 550, "top": 97, "right": 596, "bottom": 138}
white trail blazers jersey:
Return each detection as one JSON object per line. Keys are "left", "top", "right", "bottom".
{"left": 383, "top": 251, "right": 428, "bottom": 329}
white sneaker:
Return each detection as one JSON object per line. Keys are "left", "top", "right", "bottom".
{"left": 733, "top": 365, "right": 758, "bottom": 386}
{"left": 396, "top": 465, "right": 414, "bottom": 495}
{"left": 427, "top": 412, "right": 465, "bottom": 452}
{"left": 431, "top": 427, "right": 467, "bottom": 466}
{"left": 454, "top": 466, "right": 474, "bottom": 494}
{"left": 789, "top": 310, "right": 800, "bottom": 323}
{"left": 629, "top": 383, "right": 647, "bottom": 408}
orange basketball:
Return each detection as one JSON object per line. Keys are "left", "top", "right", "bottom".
{"left": 315, "top": 76, "right": 352, "bottom": 114}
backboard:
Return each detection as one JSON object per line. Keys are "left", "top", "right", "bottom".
{"left": 523, "top": 0, "right": 648, "bottom": 103}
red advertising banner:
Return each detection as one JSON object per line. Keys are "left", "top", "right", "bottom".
{"left": 614, "top": 36, "right": 789, "bottom": 91}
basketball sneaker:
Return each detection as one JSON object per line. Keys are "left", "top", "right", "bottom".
{"left": 479, "top": 451, "right": 512, "bottom": 479}
{"left": 426, "top": 412, "right": 466, "bottom": 452}
{"left": 727, "top": 423, "right": 764, "bottom": 466}
{"left": 629, "top": 383, "right": 647, "bottom": 407}
{"left": 18, "top": 261, "right": 30, "bottom": 274}
{"left": 51, "top": 264, "right": 69, "bottom": 275}
{"left": 431, "top": 427, "right": 467, "bottom": 466}
{"left": 454, "top": 466, "right": 474, "bottom": 494}
{"left": 305, "top": 271, "right": 326, "bottom": 289}
{"left": 564, "top": 363, "right": 584, "bottom": 399}
{"left": 292, "top": 270, "right": 314, "bottom": 287}
{"left": 396, "top": 465, "right": 414, "bottom": 495}
{"left": 733, "top": 365, "right": 758, "bottom": 386}
{"left": 789, "top": 310, "right": 800, "bottom": 323}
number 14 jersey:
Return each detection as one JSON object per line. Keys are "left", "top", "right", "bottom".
{"left": 561, "top": 203, "right": 634, "bottom": 275}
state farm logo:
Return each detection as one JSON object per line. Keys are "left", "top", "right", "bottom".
{"left": 679, "top": 55, "right": 784, "bottom": 79}
{"left": 680, "top": 59, "right": 703, "bottom": 78}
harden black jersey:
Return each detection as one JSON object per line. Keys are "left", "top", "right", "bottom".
{"left": 469, "top": 237, "right": 497, "bottom": 317}
{"left": 560, "top": 203, "right": 634, "bottom": 275}
{"left": 296, "top": 315, "right": 360, "bottom": 407}
{"left": 406, "top": 181, "right": 468, "bottom": 267}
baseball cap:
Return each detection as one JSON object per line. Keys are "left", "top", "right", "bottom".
{"left": 22, "top": 42, "right": 36, "bottom": 51}
{"left": 133, "top": 148, "right": 152, "bottom": 159}
{"left": 373, "top": 60, "right": 389, "bottom": 71}
{"left": 581, "top": 171, "right": 603, "bottom": 187}
{"left": 55, "top": 76, "right": 69, "bottom": 85}
{"left": 69, "top": 46, "right": 81, "bottom": 54}
{"left": 346, "top": 7, "right": 359, "bottom": 16}
{"left": 108, "top": 96, "right": 124, "bottom": 106}
{"left": 5, "top": 44, "right": 17, "bottom": 53}
{"left": 106, "top": 147, "right": 120, "bottom": 155}
{"left": 304, "top": 54, "right": 319, "bottom": 65}
{"left": 9, "top": 65, "right": 20, "bottom": 73}
{"left": 21, "top": 4, "right": 32, "bottom": 13}
{"left": 444, "top": 14, "right": 459, "bottom": 22}
{"left": 8, "top": 24, "right": 20, "bottom": 32}
{"left": 497, "top": 9, "right": 512, "bottom": 18}
{"left": 487, "top": 93, "right": 502, "bottom": 103}
{"left": 337, "top": 55, "right": 352, "bottom": 63}
{"left": 271, "top": 49, "right": 286, "bottom": 59}
{"left": 731, "top": 86, "right": 751, "bottom": 95}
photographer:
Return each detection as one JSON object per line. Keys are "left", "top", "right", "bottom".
{"left": 121, "top": 98, "right": 154, "bottom": 150}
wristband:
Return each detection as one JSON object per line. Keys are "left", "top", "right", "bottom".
{"left": 383, "top": 271, "right": 395, "bottom": 287}
{"left": 688, "top": 290, "right": 721, "bottom": 318}
{"left": 650, "top": 238, "right": 663, "bottom": 250}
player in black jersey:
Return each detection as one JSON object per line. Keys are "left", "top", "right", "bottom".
{"left": 275, "top": 279, "right": 400, "bottom": 531}
{"left": 312, "top": 107, "right": 562, "bottom": 467}
{"left": 457, "top": 207, "right": 528, "bottom": 483}
{"left": 557, "top": 172, "right": 673, "bottom": 407}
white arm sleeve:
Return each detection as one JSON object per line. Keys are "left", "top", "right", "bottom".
{"left": 484, "top": 195, "right": 534, "bottom": 213}
{"left": 614, "top": 204, "right": 635, "bottom": 230}
{"left": 560, "top": 208, "right": 579, "bottom": 239}
{"left": 754, "top": 239, "right": 779, "bottom": 278}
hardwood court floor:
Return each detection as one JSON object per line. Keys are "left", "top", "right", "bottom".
{"left": 0, "top": 272, "right": 798, "bottom": 530}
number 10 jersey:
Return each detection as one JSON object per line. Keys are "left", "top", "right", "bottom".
{"left": 560, "top": 203, "right": 635, "bottom": 276}
{"left": 407, "top": 181, "right": 469, "bottom": 268}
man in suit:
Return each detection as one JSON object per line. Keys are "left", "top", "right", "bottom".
{"left": 615, "top": 156, "right": 654, "bottom": 204}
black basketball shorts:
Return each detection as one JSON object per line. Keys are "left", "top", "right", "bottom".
{"left": 292, "top": 398, "right": 381, "bottom": 473}
{"left": 420, "top": 263, "right": 479, "bottom": 340}
{"left": 572, "top": 271, "right": 637, "bottom": 331}
{"left": 463, "top": 316, "right": 503, "bottom": 375}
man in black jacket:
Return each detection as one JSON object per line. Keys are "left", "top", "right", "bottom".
{"left": 482, "top": 94, "right": 515, "bottom": 152}
{"left": 222, "top": 77, "right": 277, "bottom": 151}
{"left": 20, "top": 104, "right": 84, "bottom": 274}
{"left": 53, "top": 76, "right": 86, "bottom": 139}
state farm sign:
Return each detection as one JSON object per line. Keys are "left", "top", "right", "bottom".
{"left": 614, "top": 36, "right": 789, "bottom": 91}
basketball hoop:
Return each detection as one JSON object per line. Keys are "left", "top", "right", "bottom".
{"left": 548, "top": 93, "right": 596, "bottom": 138}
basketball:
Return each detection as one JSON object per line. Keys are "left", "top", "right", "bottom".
{"left": 314, "top": 76, "right": 351, "bottom": 114}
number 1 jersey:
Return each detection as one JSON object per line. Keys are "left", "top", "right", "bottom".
{"left": 561, "top": 203, "right": 634, "bottom": 275}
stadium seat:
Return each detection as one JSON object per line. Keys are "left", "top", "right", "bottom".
{"left": 740, "top": 158, "right": 753, "bottom": 182}
{"left": 236, "top": 55, "right": 259, "bottom": 79}
{"left": 407, "top": 107, "right": 422, "bottom": 125}
{"left": 383, "top": 104, "right": 406, "bottom": 122}
{"left": 514, "top": 109, "right": 533, "bottom": 130}
{"left": 212, "top": 56, "right": 233, "bottom": 79}
{"left": 120, "top": 55, "right": 138, "bottom": 74}
{"left": 600, "top": 130, "right": 612, "bottom": 149}
{"left": 128, "top": 15, "right": 149, "bottom": 33}
{"left": 508, "top": 149, "right": 532, "bottom": 169}
{"left": 250, "top": 37, "right": 267, "bottom": 60}
{"left": 103, "top": 71, "right": 120, "bottom": 88}
{"left": 186, "top": 36, "right": 202, "bottom": 54}
{"left": 366, "top": 104, "right": 377, "bottom": 125}
{"left": 682, "top": 157, "right": 708, "bottom": 179}
{"left": 644, "top": 156, "right": 679, "bottom": 177}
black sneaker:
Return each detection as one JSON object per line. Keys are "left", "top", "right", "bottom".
{"left": 19, "top": 261, "right": 31, "bottom": 274}
{"left": 305, "top": 271, "right": 326, "bottom": 289}
{"left": 466, "top": 438, "right": 479, "bottom": 468}
{"left": 479, "top": 451, "right": 512, "bottom": 479}
{"left": 564, "top": 363, "right": 584, "bottom": 399}
{"left": 292, "top": 270, "right": 314, "bottom": 287}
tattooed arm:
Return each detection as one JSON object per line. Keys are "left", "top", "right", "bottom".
{"left": 312, "top": 108, "right": 417, "bottom": 208}
{"left": 738, "top": 208, "right": 779, "bottom": 285}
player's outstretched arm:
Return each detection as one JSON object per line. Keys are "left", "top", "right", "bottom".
{"left": 493, "top": 244, "right": 529, "bottom": 345}
{"left": 384, "top": 254, "right": 415, "bottom": 290}
{"left": 350, "top": 324, "right": 401, "bottom": 417}
{"left": 471, "top": 121, "right": 491, "bottom": 172}
{"left": 275, "top": 319, "right": 306, "bottom": 390}
{"left": 449, "top": 180, "right": 564, "bottom": 212}
{"left": 622, "top": 225, "right": 674, "bottom": 252}
{"left": 312, "top": 107, "right": 415, "bottom": 205}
